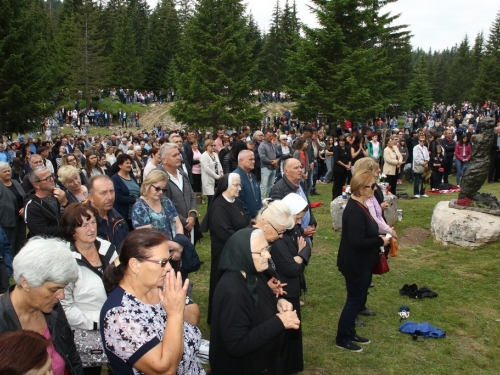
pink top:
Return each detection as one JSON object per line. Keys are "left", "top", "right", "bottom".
{"left": 366, "top": 197, "right": 391, "bottom": 234}
{"left": 42, "top": 325, "right": 66, "bottom": 375}
{"left": 192, "top": 149, "right": 202, "bottom": 174}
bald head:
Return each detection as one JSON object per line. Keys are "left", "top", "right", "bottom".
{"left": 284, "top": 158, "right": 302, "bottom": 185}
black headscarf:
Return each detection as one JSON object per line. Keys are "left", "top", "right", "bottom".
{"left": 218, "top": 227, "right": 260, "bottom": 304}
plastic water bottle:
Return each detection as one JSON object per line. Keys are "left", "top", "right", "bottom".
{"left": 381, "top": 233, "right": 392, "bottom": 253}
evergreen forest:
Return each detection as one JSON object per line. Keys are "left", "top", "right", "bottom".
{"left": 1, "top": 0, "right": 500, "bottom": 133}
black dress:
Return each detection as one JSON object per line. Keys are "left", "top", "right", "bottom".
{"left": 332, "top": 145, "right": 352, "bottom": 199}
{"left": 206, "top": 196, "right": 250, "bottom": 324}
{"left": 271, "top": 226, "right": 311, "bottom": 374}
{"left": 210, "top": 270, "right": 286, "bottom": 375}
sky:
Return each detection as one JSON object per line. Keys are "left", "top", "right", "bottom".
{"left": 147, "top": 0, "right": 499, "bottom": 52}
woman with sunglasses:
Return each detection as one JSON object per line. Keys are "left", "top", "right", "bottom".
{"left": 101, "top": 229, "right": 205, "bottom": 375}
{"left": 60, "top": 203, "right": 118, "bottom": 375}
{"left": 335, "top": 170, "right": 391, "bottom": 353}
{"left": 131, "top": 170, "right": 185, "bottom": 257}
{"left": 210, "top": 227, "right": 300, "bottom": 375}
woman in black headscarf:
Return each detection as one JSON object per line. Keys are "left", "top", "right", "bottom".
{"left": 209, "top": 227, "right": 300, "bottom": 375}
{"left": 201, "top": 172, "right": 250, "bottom": 325}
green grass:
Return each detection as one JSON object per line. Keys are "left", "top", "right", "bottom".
{"left": 189, "top": 179, "right": 500, "bottom": 374}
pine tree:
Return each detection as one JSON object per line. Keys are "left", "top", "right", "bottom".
{"left": 259, "top": 0, "right": 284, "bottom": 90}
{"left": 175, "top": 0, "right": 194, "bottom": 31}
{"left": 171, "top": 0, "right": 261, "bottom": 130}
{"left": 110, "top": 4, "right": 143, "bottom": 89}
{"left": 472, "top": 9, "right": 500, "bottom": 103}
{"left": 445, "top": 35, "right": 473, "bottom": 104}
{"left": 144, "top": 0, "right": 181, "bottom": 91}
{"left": 55, "top": 0, "right": 107, "bottom": 104}
{"left": 404, "top": 55, "right": 433, "bottom": 112}
{"left": 0, "top": 0, "right": 54, "bottom": 135}
{"left": 289, "top": 0, "right": 409, "bottom": 122}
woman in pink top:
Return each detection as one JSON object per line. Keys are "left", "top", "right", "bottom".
{"left": 454, "top": 134, "right": 472, "bottom": 187}
{"left": 0, "top": 237, "right": 83, "bottom": 375}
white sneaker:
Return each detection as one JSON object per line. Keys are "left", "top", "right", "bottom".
{"left": 421, "top": 194, "right": 429, "bottom": 197}
{"left": 414, "top": 195, "right": 420, "bottom": 198}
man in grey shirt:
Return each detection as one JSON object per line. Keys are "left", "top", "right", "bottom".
{"left": 258, "top": 129, "right": 278, "bottom": 198}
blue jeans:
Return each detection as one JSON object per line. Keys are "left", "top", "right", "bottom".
{"left": 325, "top": 155, "right": 334, "bottom": 182}
{"left": 336, "top": 266, "right": 372, "bottom": 345}
{"left": 455, "top": 159, "right": 468, "bottom": 185}
{"left": 413, "top": 173, "right": 425, "bottom": 195}
{"left": 260, "top": 167, "right": 276, "bottom": 198}
{"left": 305, "top": 169, "right": 313, "bottom": 195}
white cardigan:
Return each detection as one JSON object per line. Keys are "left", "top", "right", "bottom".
{"left": 200, "top": 151, "right": 223, "bottom": 195}
{"left": 61, "top": 238, "right": 118, "bottom": 330}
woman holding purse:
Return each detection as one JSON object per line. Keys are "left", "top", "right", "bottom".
{"left": 60, "top": 203, "right": 119, "bottom": 375}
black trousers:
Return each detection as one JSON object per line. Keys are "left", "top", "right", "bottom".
{"left": 332, "top": 170, "right": 348, "bottom": 200}
{"left": 386, "top": 174, "right": 397, "bottom": 195}
{"left": 489, "top": 153, "right": 500, "bottom": 182}
{"left": 443, "top": 158, "right": 453, "bottom": 183}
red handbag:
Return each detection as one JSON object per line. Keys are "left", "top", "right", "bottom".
{"left": 372, "top": 253, "right": 390, "bottom": 274}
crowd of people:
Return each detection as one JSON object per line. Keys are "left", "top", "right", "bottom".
{"left": 0, "top": 100, "right": 499, "bottom": 373}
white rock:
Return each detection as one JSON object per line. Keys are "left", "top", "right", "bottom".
{"left": 330, "top": 193, "right": 398, "bottom": 231}
{"left": 330, "top": 196, "right": 348, "bottom": 231}
{"left": 384, "top": 193, "right": 398, "bottom": 227}
{"left": 431, "top": 201, "right": 500, "bottom": 248}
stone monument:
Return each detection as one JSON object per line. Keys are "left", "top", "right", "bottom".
{"left": 432, "top": 117, "right": 500, "bottom": 248}
{"left": 330, "top": 193, "right": 398, "bottom": 231}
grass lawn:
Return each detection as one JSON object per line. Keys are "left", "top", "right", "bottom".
{"left": 189, "top": 178, "right": 500, "bottom": 374}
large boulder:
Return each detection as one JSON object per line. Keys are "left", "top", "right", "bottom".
{"left": 330, "top": 193, "right": 398, "bottom": 232}
{"left": 431, "top": 201, "right": 500, "bottom": 248}
{"left": 330, "top": 196, "right": 348, "bottom": 231}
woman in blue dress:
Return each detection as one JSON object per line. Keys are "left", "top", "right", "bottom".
{"left": 131, "top": 170, "right": 185, "bottom": 258}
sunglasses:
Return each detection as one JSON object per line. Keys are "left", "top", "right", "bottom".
{"left": 151, "top": 184, "right": 167, "bottom": 193}
{"left": 140, "top": 254, "right": 173, "bottom": 267}
{"left": 365, "top": 183, "right": 377, "bottom": 190}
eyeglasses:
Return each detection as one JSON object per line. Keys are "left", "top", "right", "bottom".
{"left": 267, "top": 220, "right": 286, "bottom": 235}
{"left": 231, "top": 183, "right": 242, "bottom": 187}
{"left": 151, "top": 184, "right": 168, "bottom": 193}
{"left": 139, "top": 254, "right": 172, "bottom": 267}
{"left": 35, "top": 174, "right": 55, "bottom": 183}
{"left": 419, "top": 140, "right": 425, "bottom": 143}
{"left": 365, "top": 183, "right": 377, "bottom": 190}
{"left": 67, "top": 158, "right": 76, "bottom": 162}
{"left": 251, "top": 245, "right": 271, "bottom": 257}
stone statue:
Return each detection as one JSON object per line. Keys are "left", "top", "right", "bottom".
{"left": 459, "top": 117, "right": 496, "bottom": 200}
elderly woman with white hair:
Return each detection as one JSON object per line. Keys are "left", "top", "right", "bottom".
{"left": 271, "top": 193, "right": 312, "bottom": 374}
{"left": 201, "top": 172, "right": 251, "bottom": 325}
{"left": 0, "top": 237, "right": 83, "bottom": 375}
{"left": 0, "top": 161, "right": 27, "bottom": 255}
{"left": 58, "top": 165, "right": 89, "bottom": 203}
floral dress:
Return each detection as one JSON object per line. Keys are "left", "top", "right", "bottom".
{"left": 132, "top": 197, "right": 178, "bottom": 238}
{"left": 100, "top": 286, "right": 205, "bottom": 375}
